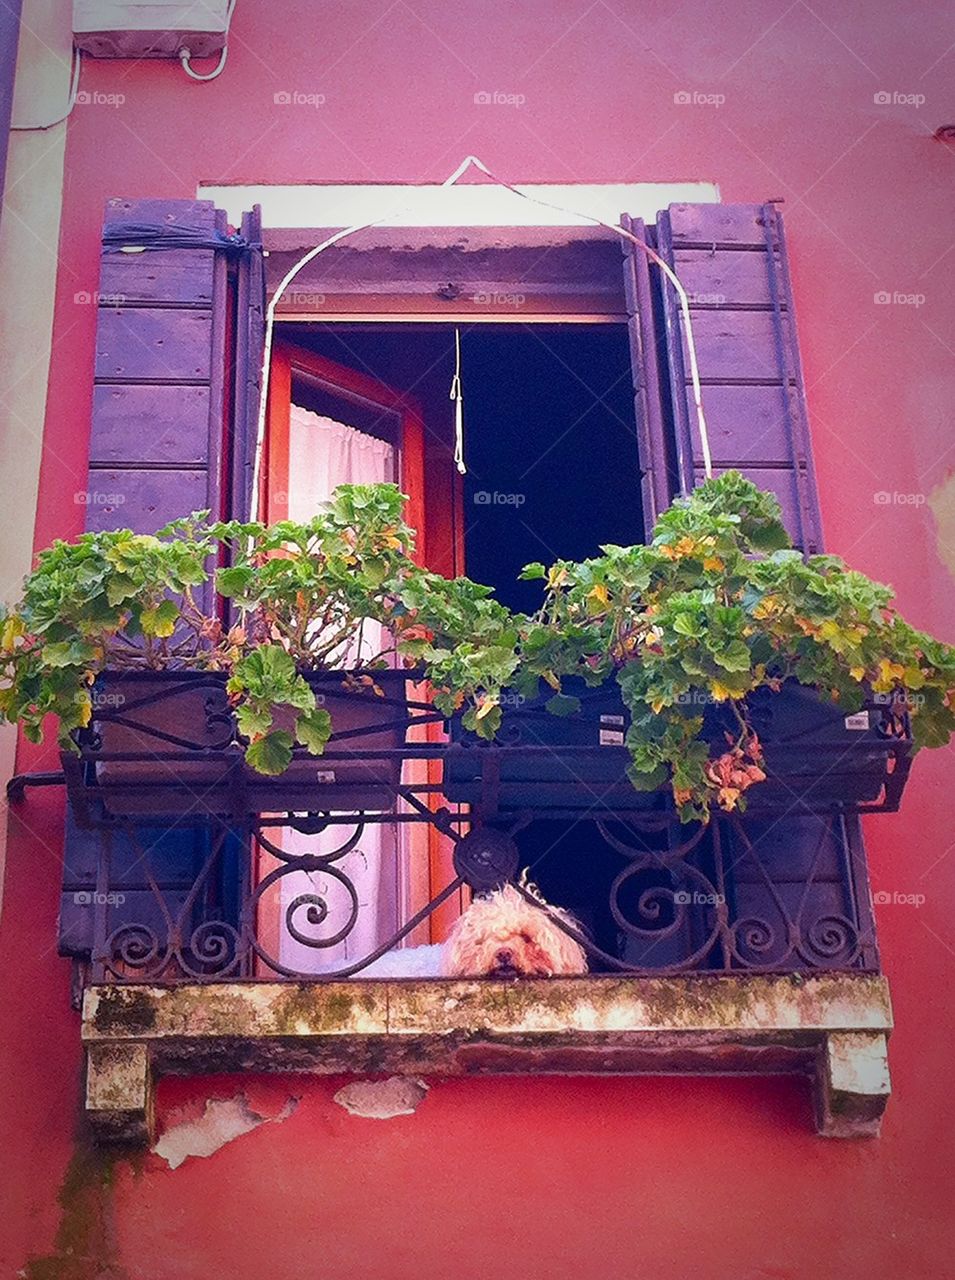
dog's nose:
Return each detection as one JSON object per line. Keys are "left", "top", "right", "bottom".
{"left": 495, "top": 948, "right": 514, "bottom": 967}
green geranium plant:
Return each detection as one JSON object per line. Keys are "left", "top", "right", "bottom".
{"left": 514, "top": 471, "right": 955, "bottom": 822}
{"left": 2, "top": 472, "right": 952, "bottom": 809}
{"left": 0, "top": 484, "right": 518, "bottom": 776}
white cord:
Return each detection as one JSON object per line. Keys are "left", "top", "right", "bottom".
{"left": 179, "top": 44, "right": 228, "bottom": 80}
{"left": 250, "top": 161, "right": 472, "bottom": 520}
{"left": 10, "top": 46, "right": 81, "bottom": 130}
{"left": 248, "top": 154, "right": 712, "bottom": 521}
{"left": 450, "top": 328, "right": 466, "bottom": 475}
{"left": 179, "top": 0, "right": 236, "bottom": 81}
{"left": 457, "top": 156, "right": 713, "bottom": 480}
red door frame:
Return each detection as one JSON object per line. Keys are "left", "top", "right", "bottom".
{"left": 263, "top": 338, "right": 427, "bottom": 564}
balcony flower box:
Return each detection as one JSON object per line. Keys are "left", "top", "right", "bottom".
{"left": 444, "top": 676, "right": 912, "bottom": 814}
{"left": 4, "top": 483, "right": 512, "bottom": 823}
{"left": 65, "top": 667, "right": 413, "bottom": 819}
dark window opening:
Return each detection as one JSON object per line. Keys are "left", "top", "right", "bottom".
{"left": 458, "top": 325, "right": 643, "bottom": 612}
{"left": 277, "top": 322, "right": 644, "bottom": 608}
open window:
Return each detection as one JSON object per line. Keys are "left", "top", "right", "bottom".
{"left": 267, "top": 324, "right": 642, "bottom": 599}
{"left": 62, "top": 196, "right": 874, "bottom": 976}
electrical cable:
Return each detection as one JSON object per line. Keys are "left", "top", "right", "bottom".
{"left": 10, "top": 45, "right": 81, "bottom": 130}
{"left": 449, "top": 328, "right": 466, "bottom": 475}
{"left": 179, "top": 0, "right": 236, "bottom": 81}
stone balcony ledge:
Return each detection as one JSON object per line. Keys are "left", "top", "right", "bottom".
{"left": 82, "top": 972, "right": 892, "bottom": 1143}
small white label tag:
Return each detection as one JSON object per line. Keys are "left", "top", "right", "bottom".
{"left": 316, "top": 770, "right": 337, "bottom": 783}
{"left": 600, "top": 714, "right": 625, "bottom": 746}
{"left": 844, "top": 711, "right": 871, "bottom": 731}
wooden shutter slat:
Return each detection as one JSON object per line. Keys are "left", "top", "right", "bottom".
{"left": 683, "top": 384, "right": 794, "bottom": 464}
{"left": 90, "top": 385, "right": 211, "bottom": 465}
{"left": 662, "top": 202, "right": 772, "bottom": 247}
{"left": 98, "top": 250, "right": 217, "bottom": 305}
{"left": 95, "top": 307, "right": 214, "bottom": 381}
{"left": 82, "top": 468, "right": 211, "bottom": 533}
{"left": 667, "top": 248, "right": 776, "bottom": 306}
{"left": 675, "top": 309, "right": 796, "bottom": 381}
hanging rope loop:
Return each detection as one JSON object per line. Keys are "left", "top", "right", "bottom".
{"left": 450, "top": 328, "right": 466, "bottom": 475}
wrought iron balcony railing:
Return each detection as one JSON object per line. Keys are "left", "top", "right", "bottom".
{"left": 18, "top": 668, "right": 900, "bottom": 987}
{"left": 67, "top": 807, "right": 881, "bottom": 985}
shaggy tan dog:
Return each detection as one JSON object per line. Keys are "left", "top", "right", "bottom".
{"left": 443, "top": 883, "right": 588, "bottom": 977}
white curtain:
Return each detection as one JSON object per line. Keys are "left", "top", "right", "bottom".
{"left": 286, "top": 409, "right": 395, "bottom": 524}
{"left": 278, "top": 405, "right": 400, "bottom": 974}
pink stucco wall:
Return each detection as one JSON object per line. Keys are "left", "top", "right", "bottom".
{"left": 3, "top": 1, "right": 954, "bottom": 1275}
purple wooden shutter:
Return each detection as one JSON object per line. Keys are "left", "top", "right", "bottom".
{"left": 642, "top": 202, "right": 876, "bottom": 966}
{"left": 621, "top": 214, "right": 672, "bottom": 539}
{"left": 718, "top": 814, "right": 879, "bottom": 973}
{"left": 655, "top": 202, "right": 824, "bottom": 552}
{"left": 60, "top": 812, "right": 228, "bottom": 968}
{"left": 87, "top": 198, "right": 228, "bottom": 536}
{"left": 60, "top": 197, "right": 264, "bottom": 959}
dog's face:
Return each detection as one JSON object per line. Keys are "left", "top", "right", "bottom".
{"left": 443, "top": 884, "right": 588, "bottom": 978}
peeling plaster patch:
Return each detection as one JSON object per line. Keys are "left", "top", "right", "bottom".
{"left": 929, "top": 471, "right": 955, "bottom": 580}
{"left": 154, "top": 1093, "right": 298, "bottom": 1169}
{"left": 333, "top": 1077, "right": 429, "bottom": 1119}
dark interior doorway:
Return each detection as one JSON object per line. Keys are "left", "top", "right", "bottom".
{"left": 278, "top": 322, "right": 643, "bottom": 607}
{"left": 457, "top": 325, "right": 642, "bottom": 611}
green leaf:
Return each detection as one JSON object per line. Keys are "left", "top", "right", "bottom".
{"left": 713, "top": 639, "right": 752, "bottom": 673}
{"left": 40, "top": 639, "right": 96, "bottom": 668}
{"left": 231, "top": 645, "right": 313, "bottom": 708}
{"left": 177, "top": 558, "right": 208, "bottom": 587}
{"left": 140, "top": 599, "right": 179, "bottom": 639}
{"left": 245, "top": 730, "right": 294, "bottom": 776}
{"left": 545, "top": 692, "right": 582, "bottom": 718}
{"left": 474, "top": 704, "right": 502, "bottom": 740}
{"left": 360, "top": 557, "right": 390, "bottom": 587}
{"left": 743, "top": 517, "right": 790, "bottom": 552}
{"left": 106, "top": 575, "right": 138, "bottom": 606}
{"left": 463, "top": 703, "right": 503, "bottom": 740}
{"left": 627, "top": 741, "right": 663, "bottom": 772}
{"left": 235, "top": 702, "right": 273, "bottom": 738}
{"left": 626, "top": 761, "right": 669, "bottom": 791}
{"left": 519, "top": 562, "right": 546, "bottom": 581}
{"left": 672, "top": 612, "right": 702, "bottom": 637}
{"left": 216, "top": 565, "right": 256, "bottom": 597}
{"left": 296, "top": 707, "right": 333, "bottom": 754}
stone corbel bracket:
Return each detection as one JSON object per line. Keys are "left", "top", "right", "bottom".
{"left": 82, "top": 972, "right": 892, "bottom": 1143}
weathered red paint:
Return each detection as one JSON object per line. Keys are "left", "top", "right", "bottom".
{"left": 3, "top": 0, "right": 955, "bottom": 1275}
